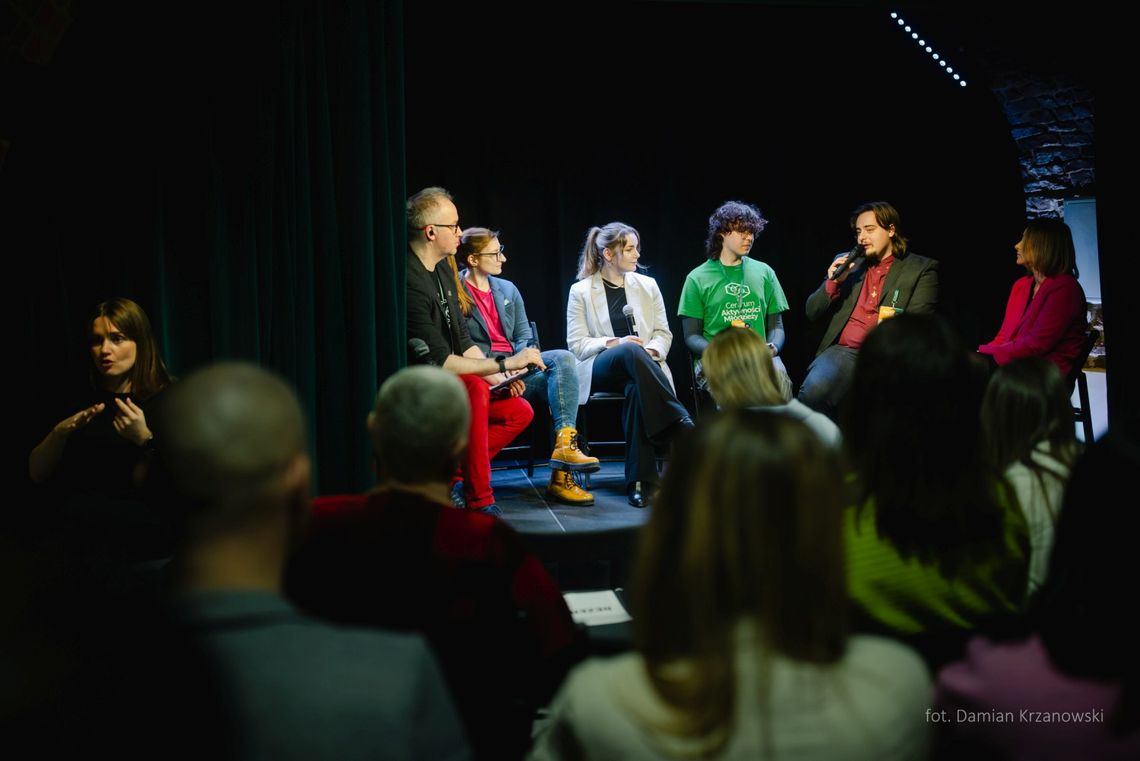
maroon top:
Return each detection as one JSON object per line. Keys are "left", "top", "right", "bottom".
{"left": 832, "top": 255, "right": 896, "bottom": 349}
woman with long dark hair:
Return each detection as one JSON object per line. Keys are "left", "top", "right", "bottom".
{"left": 844, "top": 314, "right": 1029, "bottom": 645}
{"left": 981, "top": 357, "right": 1079, "bottom": 597}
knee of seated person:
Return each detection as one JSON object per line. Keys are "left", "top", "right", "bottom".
{"left": 544, "top": 349, "right": 576, "bottom": 367}
{"left": 461, "top": 374, "right": 490, "bottom": 398}
{"left": 798, "top": 373, "right": 828, "bottom": 403}
{"left": 612, "top": 341, "right": 651, "bottom": 362}
{"left": 511, "top": 396, "right": 535, "bottom": 423}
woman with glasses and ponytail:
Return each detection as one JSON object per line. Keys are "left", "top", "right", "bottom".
{"left": 451, "top": 227, "right": 598, "bottom": 507}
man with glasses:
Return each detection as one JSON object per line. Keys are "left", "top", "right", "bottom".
{"left": 678, "top": 200, "right": 791, "bottom": 399}
{"left": 406, "top": 186, "right": 543, "bottom": 516}
{"left": 799, "top": 200, "right": 940, "bottom": 420}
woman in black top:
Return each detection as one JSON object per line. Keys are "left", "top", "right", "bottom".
{"left": 29, "top": 298, "right": 173, "bottom": 557}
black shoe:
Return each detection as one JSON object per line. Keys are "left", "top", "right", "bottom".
{"left": 627, "top": 481, "right": 649, "bottom": 508}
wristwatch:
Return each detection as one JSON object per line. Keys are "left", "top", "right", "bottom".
{"left": 495, "top": 355, "right": 507, "bottom": 374}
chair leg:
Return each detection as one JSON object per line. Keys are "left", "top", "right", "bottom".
{"left": 1077, "top": 372, "right": 1093, "bottom": 443}
{"left": 526, "top": 415, "right": 538, "bottom": 477}
{"left": 576, "top": 405, "right": 590, "bottom": 488}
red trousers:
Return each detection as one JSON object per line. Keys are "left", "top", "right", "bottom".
{"left": 458, "top": 375, "right": 533, "bottom": 508}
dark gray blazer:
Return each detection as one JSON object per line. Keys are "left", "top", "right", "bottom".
{"left": 460, "top": 275, "right": 534, "bottom": 356}
{"left": 805, "top": 251, "right": 940, "bottom": 355}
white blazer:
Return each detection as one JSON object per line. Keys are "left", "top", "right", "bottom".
{"left": 566, "top": 271, "right": 675, "bottom": 406}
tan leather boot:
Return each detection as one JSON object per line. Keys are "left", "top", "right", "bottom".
{"left": 546, "top": 469, "right": 595, "bottom": 506}
{"left": 549, "top": 427, "right": 600, "bottom": 472}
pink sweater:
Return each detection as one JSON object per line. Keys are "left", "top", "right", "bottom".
{"left": 978, "top": 273, "right": 1086, "bottom": 378}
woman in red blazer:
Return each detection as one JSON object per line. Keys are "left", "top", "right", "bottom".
{"left": 979, "top": 219, "right": 1087, "bottom": 378}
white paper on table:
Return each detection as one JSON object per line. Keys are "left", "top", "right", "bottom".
{"left": 562, "top": 590, "right": 632, "bottom": 626}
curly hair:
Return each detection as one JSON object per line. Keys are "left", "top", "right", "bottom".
{"left": 704, "top": 201, "right": 768, "bottom": 260}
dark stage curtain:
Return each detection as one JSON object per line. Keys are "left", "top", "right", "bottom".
{"left": 13, "top": 0, "right": 406, "bottom": 493}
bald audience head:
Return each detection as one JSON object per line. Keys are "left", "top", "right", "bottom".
{"left": 155, "top": 362, "right": 310, "bottom": 539}
{"left": 367, "top": 365, "right": 470, "bottom": 486}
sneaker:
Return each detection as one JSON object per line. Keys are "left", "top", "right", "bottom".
{"left": 449, "top": 481, "right": 466, "bottom": 510}
{"left": 473, "top": 504, "right": 502, "bottom": 518}
{"left": 545, "top": 469, "right": 595, "bottom": 506}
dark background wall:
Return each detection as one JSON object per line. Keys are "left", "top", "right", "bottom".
{"left": 405, "top": 1, "right": 1024, "bottom": 394}
{"left": 9, "top": 1, "right": 1132, "bottom": 494}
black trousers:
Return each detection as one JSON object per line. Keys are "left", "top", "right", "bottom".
{"left": 590, "top": 343, "right": 689, "bottom": 486}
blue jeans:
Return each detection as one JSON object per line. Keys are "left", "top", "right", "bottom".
{"left": 523, "top": 349, "right": 579, "bottom": 431}
{"left": 797, "top": 344, "right": 859, "bottom": 421}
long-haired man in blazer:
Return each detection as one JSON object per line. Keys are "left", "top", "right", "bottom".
{"left": 799, "top": 201, "right": 939, "bottom": 420}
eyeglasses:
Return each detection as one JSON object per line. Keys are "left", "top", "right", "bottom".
{"left": 475, "top": 247, "right": 506, "bottom": 260}
{"left": 419, "top": 222, "right": 462, "bottom": 234}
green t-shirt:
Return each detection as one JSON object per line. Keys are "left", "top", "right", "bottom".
{"left": 677, "top": 257, "right": 789, "bottom": 341}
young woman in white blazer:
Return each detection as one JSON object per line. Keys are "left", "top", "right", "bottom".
{"left": 566, "top": 222, "right": 692, "bottom": 507}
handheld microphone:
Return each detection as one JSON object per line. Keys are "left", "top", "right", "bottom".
{"left": 408, "top": 337, "right": 435, "bottom": 365}
{"left": 829, "top": 243, "right": 866, "bottom": 281}
{"left": 621, "top": 304, "right": 638, "bottom": 336}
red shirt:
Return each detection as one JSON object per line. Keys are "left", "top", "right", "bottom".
{"left": 468, "top": 284, "right": 513, "bottom": 354}
{"left": 834, "top": 255, "right": 896, "bottom": 350}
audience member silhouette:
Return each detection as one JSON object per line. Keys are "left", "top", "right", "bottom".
{"left": 286, "top": 365, "right": 582, "bottom": 761}
{"left": 531, "top": 410, "right": 931, "bottom": 760}
{"left": 934, "top": 418, "right": 1140, "bottom": 759}
{"left": 981, "top": 357, "right": 1079, "bottom": 597}
{"left": 702, "top": 326, "right": 841, "bottom": 449}
{"left": 154, "top": 362, "right": 468, "bottom": 761}
{"left": 842, "top": 314, "right": 1029, "bottom": 664}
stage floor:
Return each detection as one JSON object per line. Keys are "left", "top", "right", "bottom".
{"left": 488, "top": 460, "right": 651, "bottom": 535}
